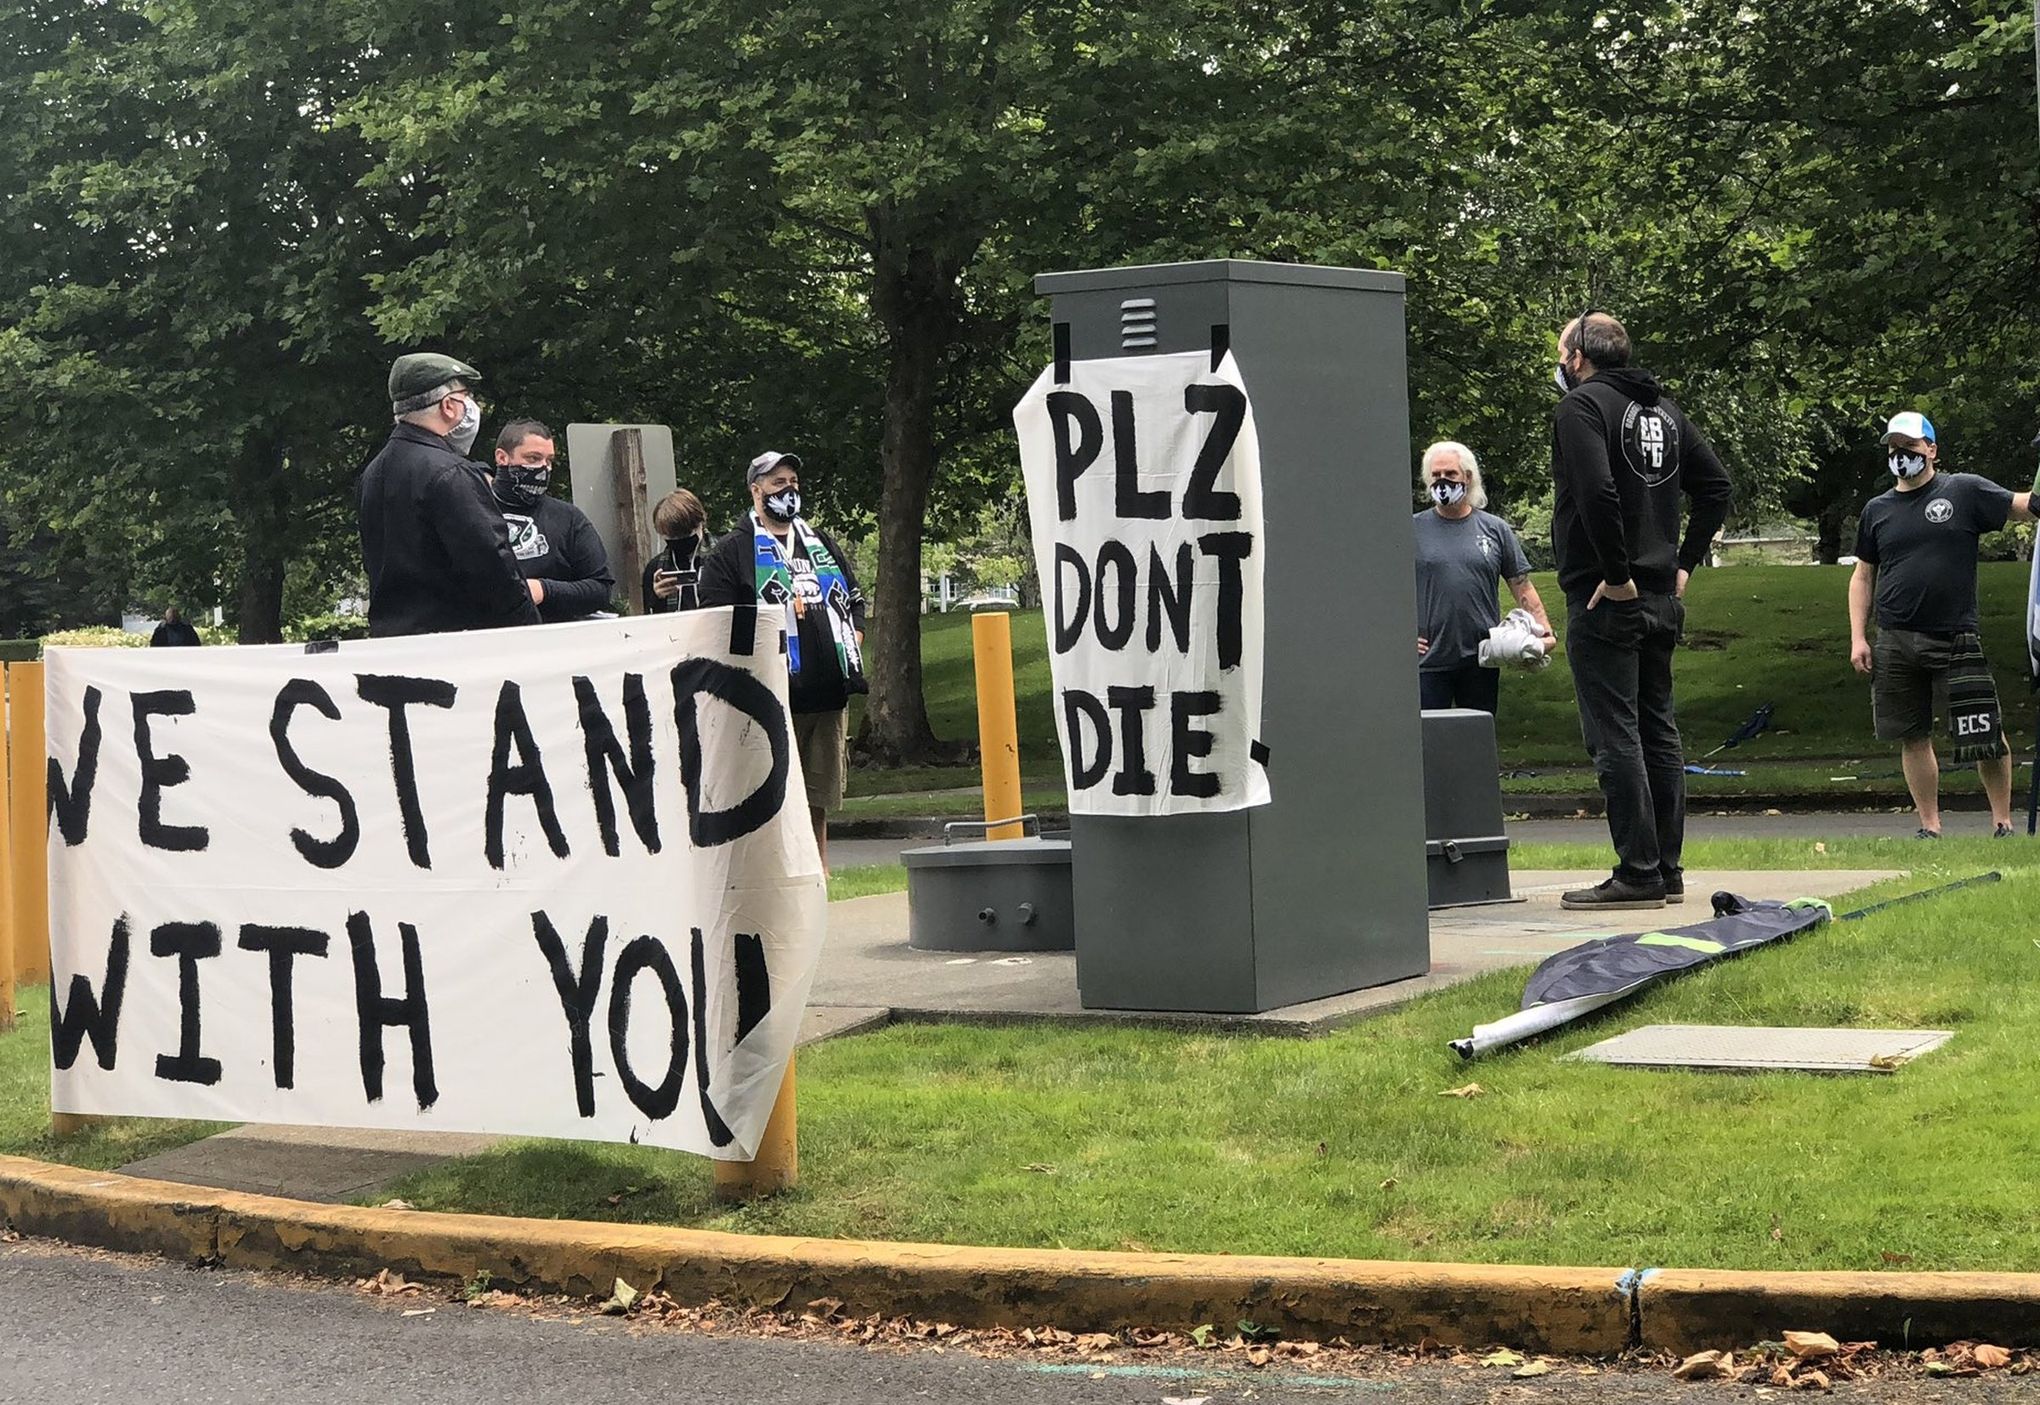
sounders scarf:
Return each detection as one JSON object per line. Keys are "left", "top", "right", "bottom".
{"left": 752, "top": 514, "right": 865, "bottom": 689}
{"left": 1947, "top": 630, "right": 2008, "bottom": 764}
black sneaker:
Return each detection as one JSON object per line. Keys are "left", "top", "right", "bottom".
{"left": 1915, "top": 828, "right": 1941, "bottom": 840}
{"left": 1561, "top": 876, "right": 1667, "bottom": 911}
{"left": 1662, "top": 874, "right": 1685, "bottom": 905}
{"left": 1995, "top": 823, "right": 2018, "bottom": 839}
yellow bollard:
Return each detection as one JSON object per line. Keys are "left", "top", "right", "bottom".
{"left": 0, "top": 665, "right": 13, "bottom": 1032}
{"left": 972, "top": 612, "right": 1024, "bottom": 841}
{"left": 712, "top": 1060, "right": 798, "bottom": 1200}
{"left": 8, "top": 660, "right": 48, "bottom": 985}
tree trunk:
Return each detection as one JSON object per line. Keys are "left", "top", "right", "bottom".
{"left": 233, "top": 439, "right": 289, "bottom": 643}
{"left": 858, "top": 220, "right": 964, "bottom": 765}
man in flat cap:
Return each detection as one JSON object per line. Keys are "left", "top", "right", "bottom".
{"left": 699, "top": 449, "right": 866, "bottom": 870}
{"left": 358, "top": 353, "right": 540, "bottom": 637}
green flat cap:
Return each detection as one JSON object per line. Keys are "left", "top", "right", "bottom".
{"left": 388, "top": 352, "right": 481, "bottom": 406}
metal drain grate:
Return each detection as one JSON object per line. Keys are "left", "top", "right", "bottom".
{"left": 1569, "top": 1024, "right": 1953, "bottom": 1073}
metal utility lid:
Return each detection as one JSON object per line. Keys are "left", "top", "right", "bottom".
{"left": 901, "top": 838, "right": 1072, "bottom": 872}
{"left": 1568, "top": 1024, "right": 1953, "bottom": 1073}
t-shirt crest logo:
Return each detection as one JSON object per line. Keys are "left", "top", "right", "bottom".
{"left": 1925, "top": 498, "right": 1954, "bottom": 525}
{"left": 1479, "top": 534, "right": 1495, "bottom": 560}
{"left": 503, "top": 513, "right": 549, "bottom": 561}
{"left": 1620, "top": 404, "right": 1680, "bottom": 488}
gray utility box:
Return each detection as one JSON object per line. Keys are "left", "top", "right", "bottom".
{"left": 903, "top": 838, "right": 1075, "bottom": 953}
{"left": 1036, "top": 260, "right": 1430, "bottom": 1013}
{"left": 1421, "top": 708, "right": 1514, "bottom": 908}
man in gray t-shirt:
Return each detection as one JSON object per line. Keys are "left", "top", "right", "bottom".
{"left": 1414, "top": 441, "right": 1552, "bottom": 715}
{"left": 1847, "top": 410, "right": 2035, "bottom": 838}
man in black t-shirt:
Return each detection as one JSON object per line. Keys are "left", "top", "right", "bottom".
{"left": 491, "top": 418, "right": 616, "bottom": 622}
{"left": 1848, "top": 411, "right": 2035, "bottom": 837}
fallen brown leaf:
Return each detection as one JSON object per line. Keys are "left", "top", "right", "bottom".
{"left": 1022, "top": 1163, "right": 1057, "bottom": 1175}
{"left": 1438, "top": 1083, "right": 1486, "bottom": 1099}
{"left": 806, "top": 1296, "right": 844, "bottom": 1319}
{"left": 1879, "top": 1251, "right": 1913, "bottom": 1266}
{"left": 1481, "top": 1348, "right": 1526, "bottom": 1367}
{"left": 1513, "top": 1360, "right": 1553, "bottom": 1378}
{"left": 1975, "top": 1344, "right": 2013, "bottom": 1370}
{"left": 378, "top": 1198, "right": 416, "bottom": 1211}
{"left": 1673, "top": 1350, "right": 1735, "bottom": 1381}
{"left": 1770, "top": 1213, "right": 1784, "bottom": 1243}
{"left": 1379, "top": 1177, "right": 1399, "bottom": 1191}
{"left": 1785, "top": 1331, "right": 1839, "bottom": 1359}
{"left": 1246, "top": 1346, "right": 1273, "bottom": 1367}
{"left": 1792, "top": 1368, "right": 1831, "bottom": 1391}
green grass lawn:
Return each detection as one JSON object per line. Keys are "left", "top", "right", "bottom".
{"left": 864, "top": 564, "right": 2039, "bottom": 800}
{"left": 3, "top": 839, "right": 2032, "bottom": 1268}
{"left": 178, "top": 837, "right": 2018, "bottom": 1272}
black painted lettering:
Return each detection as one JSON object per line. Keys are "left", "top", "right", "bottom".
{"left": 690, "top": 928, "right": 736, "bottom": 1147}
{"left": 1182, "top": 383, "right": 1246, "bottom": 520}
{"left": 1170, "top": 690, "right": 1223, "bottom": 798}
{"left": 671, "top": 658, "right": 790, "bottom": 847}
{"left": 1093, "top": 541, "right": 1137, "bottom": 650}
{"left": 733, "top": 933, "right": 771, "bottom": 1045}
{"left": 1197, "top": 531, "right": 1254, "bottom": 670}
{"left": 237, "top": 925, "right": 329, "bottom": 1090}
{"left": 49, "top": 917, "right": 130, "bottom": 1072}
{"left": 270, "top": 680, "right": 360, "bottom": 869}
{"left": 1061, "top": 689, "right": 1110, "bottom": 790}
{"left": 1052, "top": 543, "right": 1091, "bottom": 654}
{"left": 574, "top": 675, "right": 661, "bottom": 858}
{"left": 1111, "top": 389, "right": 1167, "bottom": 519}
{"left": 485, "top": 680, "right": 570, "bottom": 869}
{"left": 48, "top": 685, "right": 102, "bottom": 845}
{"left": 345, "top": 912, "right": 438, "bottom": 1110}
{"left": 1145, "top": 544, "right": 1194, "bottom": 654}
{"left": 606, "top": 935, "right": 687, "bottom": 1122}
{"left": 1106, "top": 685, "right": 1158, "bottom": 796}
{"left": 355, "top": 675, "right": 457, "bottom": 868}
{"left": 532, "top": 911, "right": 608, "bottom": 1118}
{"left": 1048, "top": 390, "right": 1103, "bottom": 521}
{"left": 150, "top": 921, "right": 222, "bottom": 1086}
{"left": 132, "top": 690, "right": 207, "bottom": 852}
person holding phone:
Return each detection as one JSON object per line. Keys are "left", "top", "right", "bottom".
{"left": 642, "top": 488, "right": 711, "bottom": 613}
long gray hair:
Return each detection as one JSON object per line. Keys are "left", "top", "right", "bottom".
{"left": 1420, "top": 440, "right": 1488, "bottom": 510}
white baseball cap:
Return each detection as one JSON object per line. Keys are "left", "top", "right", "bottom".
{"left": 1880, "top": 411, "right": 1936, "bottom": 445}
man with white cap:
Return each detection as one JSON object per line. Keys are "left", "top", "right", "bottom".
{"left": 697, "top": 449, "right": 867, "bottom": 869}
{"left": 1848, "top": 411, "right": 2034, "bottom": 837}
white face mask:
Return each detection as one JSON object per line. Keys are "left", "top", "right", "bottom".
{"left": 1429, "top": 480, "right": 1467, "bottom": 507}
{"left": 447, "top": 394, "right": 482, "bottom": 455}
{"left": 1888, "top": 448, "right": 1928, "bottom": 479}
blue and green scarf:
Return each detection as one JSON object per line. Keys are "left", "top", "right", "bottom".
{"left": 751, "top": 514, "right": 865, "bottom": 690}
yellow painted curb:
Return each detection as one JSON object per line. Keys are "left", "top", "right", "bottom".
{"left": 0, "top": 1155, "right": 1629, "bottom": 1353}
{"left": 1639, "top": 1268, "right": 2040, "bottom": 1355}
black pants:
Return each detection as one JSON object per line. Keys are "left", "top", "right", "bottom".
{"left": 1565, "top": 592, "right": 1685, "bottom": 885}
{"left": 1418, "top": 664, "right": 1500, "bottom": 715}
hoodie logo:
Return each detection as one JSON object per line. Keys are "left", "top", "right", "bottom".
{"left": 1925, "top": 498, "right": 1954, "bottom": 525}
{"left": 1620, "top": 404, "right": 1680, "bottom": 488}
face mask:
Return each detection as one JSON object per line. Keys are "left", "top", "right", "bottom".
{"left": 763, "top": 488, "right": 801, "bottom": 523}
{"left": 1429, "top": 481, "right": 1467, "bottom": 507}
{"left": 1888, "top": 449, "right": 1929, "bottom": 479}
{"left": 1554, "top": 359, "right": 1577, "bottom": 394}
{"left": 447, "top": 394, "right": 482, "bottom": 455}
{"left": 494, "top": 462, "right": 550, "bottom": 509}
{"left": 666, "top": 532, "right": 704, "bottom": 570}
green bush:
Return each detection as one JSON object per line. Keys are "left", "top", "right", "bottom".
{"left": 41, "top": 626, "right": 146, "bottom": 649}
{"left": 284, "top": 612, "right": 371, "bottom": 642}
{"left": 0, "top": 638, "right": 40, "bottom": 662}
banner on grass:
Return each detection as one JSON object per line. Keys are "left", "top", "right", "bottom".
{"left": 1013, "top": 349, "right": 1270, "bottom": 816}
{"left": 43, "top": 610, "right": 823, "bottom": 1159}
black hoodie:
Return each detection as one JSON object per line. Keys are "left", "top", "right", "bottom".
{"left": 1550, "top": 366, "right": 1733, "bottom": 603}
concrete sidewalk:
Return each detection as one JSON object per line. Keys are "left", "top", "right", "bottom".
{"left": 117, "top": 867, "right": 1894, "bottom": 1202}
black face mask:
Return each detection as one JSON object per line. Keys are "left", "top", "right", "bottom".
{"left": 665, "top": 532, "right": 704, "bottom": 570}
{"left": 762, "top": 487, "right": 801, "bottom": 523}
{"left": 494, "top": 463, "right": 550, "bottom": 510}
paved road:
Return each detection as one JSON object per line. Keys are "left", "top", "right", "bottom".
{"left": 833, "top": 811, "right": 2023, "bottom": 871}
{"left": 7, "top": 1239, "right": 2038, "bottom": 1404}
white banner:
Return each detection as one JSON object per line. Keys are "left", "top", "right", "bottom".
{"left": 1013, "top": 350, "right": 1270, "bottom": 815}
{"left": 44, "top": 610, "right": 823, "bottom": 1159}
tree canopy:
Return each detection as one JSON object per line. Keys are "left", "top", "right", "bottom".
{"left": 2, "top": 0, "right": 2034, "bottom": 745}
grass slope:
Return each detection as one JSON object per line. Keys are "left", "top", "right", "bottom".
{"left": 347, "top": 840, "right": 2036, "bottom": 1272}
{"left": 864, "top": 563, "right": 2038, "bottom": 792}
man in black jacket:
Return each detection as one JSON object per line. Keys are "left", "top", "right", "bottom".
{"left": 358, "top": 353, "right": 539, "bottom": 638}
{"left": 1551, "top": 313, "right": 1733, "bottom": 910}
{"left": 491, "top": 418, "right": 615, "bottom": 622}
{"left": 698, "top": 450, "right": 866, "bottom": 870}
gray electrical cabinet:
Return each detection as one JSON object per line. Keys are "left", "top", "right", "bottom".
{"left": 1034, "top": 259, "right": 1430, "bottom": 1013}
{"left": 1421, "top": 708, "right": 1514, "bottom": 908}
